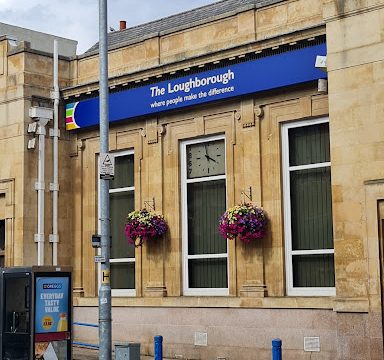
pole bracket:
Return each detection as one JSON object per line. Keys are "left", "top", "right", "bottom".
{"left": 49, "top": 183, "right": 60, "bottom": 191}
{"left": 35, "top": 181, "right": 45, "bottom": 191}
{"left": 36, "top": 125, "right": 47, "bottom": 136}
{"left": 49, "top": 128, "right": 60, "bottom": 137}
{"left": 49, "top": 234, "right": 59, "bottom": 243}
{"left": 50, "top": 89, "right": 60, "bottom": 100}
{"left": 241, "top": 186, "right": 252, "bottom": 203}
{"left": 34, "top": 234, "right": 44, "bottom": 243}
{"left": 144, "top": 198, "right": 155, "bottom": 211}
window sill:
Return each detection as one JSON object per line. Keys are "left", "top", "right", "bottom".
{"left": 74, "top": 295, "right": 337, "bottom": 310}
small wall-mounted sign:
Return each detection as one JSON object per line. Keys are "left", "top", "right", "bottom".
{"left": 94, "top": 255, "right": 106, "bottom": 263}
{"left": 194, "top": 332, "right": 208, "bottom": 346}
{"left": 99, "top": 153, "right": 115, "bottom": 180}
{"left": 304, "top": 336, "right": 320, "bottom": 352}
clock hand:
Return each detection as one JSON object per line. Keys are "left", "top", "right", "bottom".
{"left": 205, "top": 154, "right": 218, "bottom": 163}
{"left": 204, "top": 144, "right": 217, "bottom": 163}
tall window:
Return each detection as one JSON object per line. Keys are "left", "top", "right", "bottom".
{"left": 99, "top": 150, "right": 135, "bottom": 296}
{"left": 181, "top": 135, "right": 228, "bottom": 296}
{"left": 282, "top": 118, "right": 335, "bottom": 296}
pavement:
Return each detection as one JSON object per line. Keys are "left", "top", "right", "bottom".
{"left": 73, "top": 346, "right": 98, "bottom": 360}
{"left": 73, "top": 346, "right": 163, "bottom": 359}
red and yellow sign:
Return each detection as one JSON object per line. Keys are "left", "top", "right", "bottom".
{"left": 42, "top": 315, "right": 54, "bottom": 331}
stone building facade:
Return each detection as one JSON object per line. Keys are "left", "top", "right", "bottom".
{"left": 1, "top": 0, "right": 384, "bottom": 359}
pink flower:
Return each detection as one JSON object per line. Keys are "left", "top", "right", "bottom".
{"left": 125, "top": 209, "right": 168, "bottom": 247}
{"left": 218, "top": 203, "right": 268, "bottom": 243}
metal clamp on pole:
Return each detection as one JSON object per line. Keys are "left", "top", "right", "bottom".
{"left": 49, "top": 234, "right": 59, "bottom": 244}
{"left": 34, "top": 234, "right": 44, "bottom": 243}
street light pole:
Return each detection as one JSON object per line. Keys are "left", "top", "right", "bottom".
{"left": 98, "top": 0, "right": 112, "bottom": 359}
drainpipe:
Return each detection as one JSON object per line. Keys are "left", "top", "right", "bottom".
{"left": 49, "top": 40, "right": 60, "bottom": 266}
{"left": 36, "top": 122, "right": 46, "bottom": 266}
{"left": 30, "top": 106, "right": 53, "bottom": 266}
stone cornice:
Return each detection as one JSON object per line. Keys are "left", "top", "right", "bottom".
{"left": 323, "top": 2, "right": 384, "bottom": 22}
{"left": 62, "top": 25, "right": 326, "bottom": 101}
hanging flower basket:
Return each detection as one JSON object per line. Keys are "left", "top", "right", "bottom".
{"left": 124, "top": 209, "right": 168, "bottom": 247}
{"left": 218, "top": 203, "right": 268, "bottom": 244}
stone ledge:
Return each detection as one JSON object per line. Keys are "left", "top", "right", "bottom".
{"left": 73, "top": 295, "right": 336, "bottom": 309}
{"left": 333, "top": 297, "right": 370, "bottom": 313}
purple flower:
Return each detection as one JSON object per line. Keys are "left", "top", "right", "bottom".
{"left": 125, "top": 209, "right": 168, "bottom": 247}
{"left": 218, "top": 203, "right": 268, "bottom": 243}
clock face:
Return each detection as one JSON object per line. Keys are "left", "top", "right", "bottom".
{"left": 186, "top": 139, "right": 225, "bottom": 179}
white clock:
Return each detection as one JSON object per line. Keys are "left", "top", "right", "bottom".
{"left": 186, "top": 139, "right": 225, "bottom": 178}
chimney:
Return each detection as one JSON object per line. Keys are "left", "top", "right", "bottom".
{"left": 120, "top": 21, "right": 127, "bottom": 31}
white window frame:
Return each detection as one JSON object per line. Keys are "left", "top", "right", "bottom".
{"left": 98, "top": 149, "right": 136, "bottom": 297}
{"left": 181, "top": 134, "right": 229, "bottom": 296}
{"left": 282, "top": 117, "right": 336, "bottom": 297}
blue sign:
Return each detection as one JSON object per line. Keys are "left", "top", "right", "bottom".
{"left": 66, "top": 43, "right": 326, "bottom": 130}
{"left": 35, "top": 277, "right": 69, "bottom": 333}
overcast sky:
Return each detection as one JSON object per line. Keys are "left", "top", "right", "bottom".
{"left": 0, "top": 0, "right": 219, "bottom": 54}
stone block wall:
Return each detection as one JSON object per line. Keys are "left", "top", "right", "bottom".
{"left": 74, "top": 306, "right": 338, "bottom": 359}
{"left": 0, "top": 38, "right": 73, "bottom": 266}
{"left": 325, "top": 1, "right": 384, "bottom": 358}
